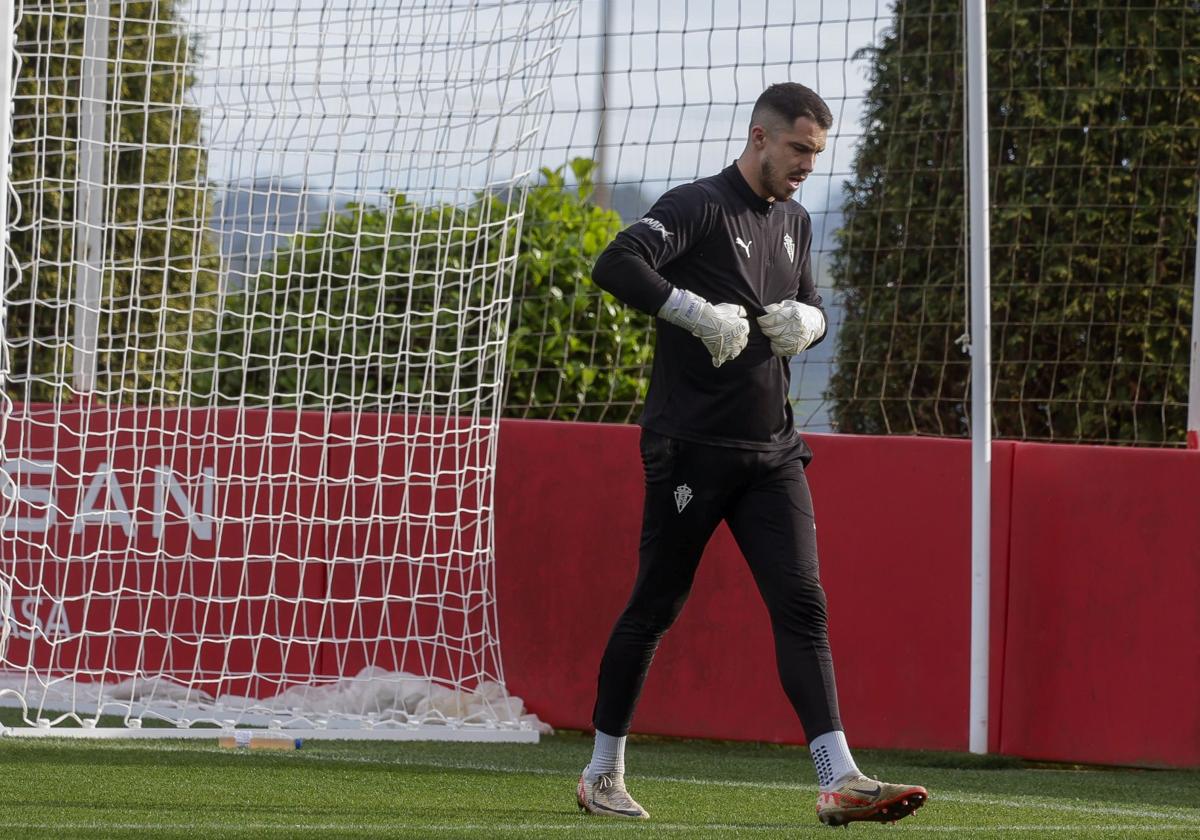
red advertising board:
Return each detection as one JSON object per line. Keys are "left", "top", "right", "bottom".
{"left": 1, "top": 404, "right": 498, "bottom": 697}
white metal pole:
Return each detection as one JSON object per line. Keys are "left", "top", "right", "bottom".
{"left": 594, "top": 0, "right": 612, "bottom": 208}
{"left": 0, "top": 1, "right": 12, "bottom": 300}
{"left": 0, "top": 1, "right": 14, "bottom": 648}
{"left": 965, "top": 0, "right": 992, "bottom": 755}
{"left": 0, "top": 0, "right": 15, "bottom": 651}
{"left": 1188, "top": 185, "right": 1200, "bottom": 449}
{"left": 72, "top": 0, "right": 108, "bottom": 395}
{"left": 0, "top": 0, "right": 13, "bottom": 399}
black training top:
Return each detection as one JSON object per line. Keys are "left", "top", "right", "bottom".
{"left": 592, "top": 162, "right": 827, "bottom": 451}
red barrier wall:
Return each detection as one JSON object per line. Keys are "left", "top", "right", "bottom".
{"left": 5, "top": 404, "right": 1196, "bottom": 765}
{"left": 495, "top": 419, "right": 1200, "bottom": 767}
{"left": 494, "top": 421, "right": 1016, "bottom": 753}
{"left": 1001, "top": 443, "right": 1200, "bottom": 767}
{"left": 0, "top": 405, "right": 496, "bottom": 695}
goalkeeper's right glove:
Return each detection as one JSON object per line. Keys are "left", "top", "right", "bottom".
{"left": 657, "top": 287, "right": 750, "bottom": 367}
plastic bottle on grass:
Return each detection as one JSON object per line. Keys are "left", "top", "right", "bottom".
{"left": 218, "top": 730, "right": 302, "bottom": 750}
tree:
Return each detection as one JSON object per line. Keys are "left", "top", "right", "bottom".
{"left": 827, "top": 0, "right": 1199, "bottom": 444}
{"left": 7, "top": 1, "right": 219, "bottom": 404}
{"left": 206, "top": 188, "right": 501, "bottom": 412}
{"left": 208, "top": 159, "right": 652, "bottom": 421}
{"left": 505, "top": 159, "right": 653, "bottom": 422}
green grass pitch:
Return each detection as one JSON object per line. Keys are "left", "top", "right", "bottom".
{"left": 0, "top": 728, "right": 1195, "bottom": 838}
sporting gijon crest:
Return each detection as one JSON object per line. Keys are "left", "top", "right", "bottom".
{"left": 674, "top": 483, "right": 694, "bottom": 513}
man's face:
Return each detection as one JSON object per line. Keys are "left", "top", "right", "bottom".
{"left": 756, "top": 116, "right": 828, "bottom": 202}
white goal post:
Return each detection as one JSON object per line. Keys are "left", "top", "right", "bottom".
{"left": 0, "top": 0, "right": 575, "bottom": 740}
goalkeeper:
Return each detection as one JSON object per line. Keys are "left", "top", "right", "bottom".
{"left": 575, "top": 82, "right": 928, "bottom": 828}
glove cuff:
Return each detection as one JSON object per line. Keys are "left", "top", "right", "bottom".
{"left": 657, "top": 287, "right": 706, "bottom": 333}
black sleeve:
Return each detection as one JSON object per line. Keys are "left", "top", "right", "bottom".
{"left": 794, "top": 222, "right": 829, "bottom": 348}
{"left": 591, "top": 183, "right": 714, "bottom": 316}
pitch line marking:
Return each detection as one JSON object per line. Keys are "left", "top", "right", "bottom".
{"left": 277, "top": 752, "right": 1200, "bottom": 824}
{"left": 0, "top": 823, "right": 1195, "bottom": 834}
{"left": 13, "top": 740, "right": 1198, "bottom": 826}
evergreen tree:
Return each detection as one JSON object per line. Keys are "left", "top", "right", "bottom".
{"left": 7, "top": 1, "right": 219, "bottom": 404}
{"left": 208, "top": 160, "right": 651, "bottom": 421}
{"left": 828, "top": 1, "right": 1199, "bottom": 444}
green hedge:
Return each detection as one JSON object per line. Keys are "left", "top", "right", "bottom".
{"left": 202, "top": 159, "right": 652, "bottom": 420}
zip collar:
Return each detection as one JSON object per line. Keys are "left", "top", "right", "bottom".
{"left": 723, "top": 162, "right": 775, "bottom": 215}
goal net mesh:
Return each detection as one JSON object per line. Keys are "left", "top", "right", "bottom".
{"left": 0, "top": 0, "right": 573, "bottom": 735}
{"left": 2, "top": 0, "right": 1197, "bottom": 738}
{"left": 506, "top": 1, "right": 1197, "bottom": 445}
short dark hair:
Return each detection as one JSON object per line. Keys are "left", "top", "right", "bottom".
{"left": 751, "top": 82, "right": 833, "bottom": 131}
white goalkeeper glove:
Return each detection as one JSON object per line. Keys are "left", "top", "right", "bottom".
{"left": 657, "top": 287, "right": 750, "bottom": 367}
{"left": 757, "top": 300, "right": 826, "bottom": 356}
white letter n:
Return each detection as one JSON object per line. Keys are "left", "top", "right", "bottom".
{"left": 153, "top": 467, "right": 214, "bottom": 541}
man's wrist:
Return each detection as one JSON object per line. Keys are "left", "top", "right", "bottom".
{"left": 657, "top": 287, "right": 705, "bottom": 333}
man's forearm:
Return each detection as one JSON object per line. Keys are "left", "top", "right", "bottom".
{"left": 592, "top": 239, "right": 674, "bottom": 316}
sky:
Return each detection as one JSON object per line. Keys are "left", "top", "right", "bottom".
{"left": 181, "top": 0, "right": 889, "bottom": 214}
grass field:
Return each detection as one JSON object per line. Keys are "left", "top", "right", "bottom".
{"left": 0, "top": 728, "right": 1196, "bottom": 838}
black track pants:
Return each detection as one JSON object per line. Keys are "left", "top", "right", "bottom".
{"left": 592, "top": 429, "right": 842, "bottom": 740}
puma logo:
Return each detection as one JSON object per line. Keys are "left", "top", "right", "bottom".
{"left": 735, "top": 237, "right": 752, "bottom": 258}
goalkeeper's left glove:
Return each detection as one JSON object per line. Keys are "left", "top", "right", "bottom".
{"left": 757, "top": 300, "right": 825, "bottom": 356}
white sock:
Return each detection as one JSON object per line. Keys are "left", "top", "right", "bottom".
{"left": 810, "top": 730, "right": 861, "bottom": 792}
{"left": 585, "top": 730, "right": 627, "bottom": 779}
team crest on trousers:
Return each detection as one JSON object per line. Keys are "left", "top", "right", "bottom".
{"left": 784, "top": 233, "right": 795, "bottom": 263}
{"left": 674, "top": 484, "right": 693, "bottom": 513}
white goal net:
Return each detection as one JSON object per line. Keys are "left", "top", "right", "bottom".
{"left": 0, "top": 0, "right": 573, "bottom": 739}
